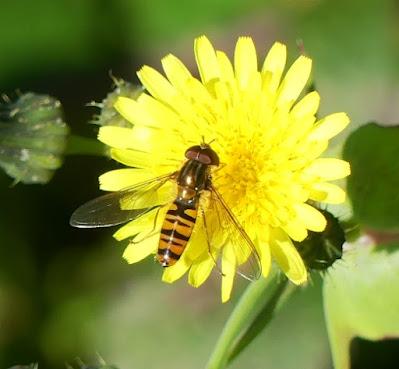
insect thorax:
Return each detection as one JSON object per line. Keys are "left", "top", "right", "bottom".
{"left": 177, "top": 159, "right": 210, "bottom": 192}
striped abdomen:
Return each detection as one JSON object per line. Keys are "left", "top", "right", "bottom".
{"left": 157, "top": 200, "right": 198, "bottom": 267}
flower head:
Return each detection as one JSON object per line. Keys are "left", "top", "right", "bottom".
{"left": 98, "top": 36, "right": 350, "bottom": 302}
{"left": 0, "top": 93, "right": 69, "bottom": 184}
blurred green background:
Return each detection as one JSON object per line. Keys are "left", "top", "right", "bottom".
{"left": 1, "top": 0, "right": 399, "bottom": 368}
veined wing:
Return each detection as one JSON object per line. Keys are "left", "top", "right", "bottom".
{"left": 70, "top": 172, "right": 176, "bottom": 228}
{"left": 204, "top": 186, "right": 262, "bottom": 280}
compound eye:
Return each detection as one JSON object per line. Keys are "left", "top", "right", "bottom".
{"left": 185, "top": 145, "right": 201, "bottom": 160}
{"left": 202, "top": 148, "right": 220, "bottom": 166}
{"left": 198, "top": 153, "right": 212, "bottom": 164}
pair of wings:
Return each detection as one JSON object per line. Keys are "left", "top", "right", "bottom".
{"left": 70, "top": 172, "right": 261, "bottom": 280}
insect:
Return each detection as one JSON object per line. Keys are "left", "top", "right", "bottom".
{"left": 70, "top": 143, "right": 261, "bottom": 279}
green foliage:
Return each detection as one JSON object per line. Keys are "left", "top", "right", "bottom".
{"left": 323, "top": 240, "right": 399, "bottom": 369}
{"left": 65, "top": 357, "right": 119, "bottom": 369}
{"left": 7, "top": 364, "right": 38, "bottom": 369}
{"left": 0, "top": 2, "right": 109, "bottom": 86}
{"left": 1, "top": 1, "right": 399, "bottom": 368}
{"left": 0, "top": 93, "right": 69, "bottom": 184}
{"left": 343, "top": 123, "right": 399, "bottom": 231}
{"left": 8, "top": 362, "right": 119, "bottom": 369}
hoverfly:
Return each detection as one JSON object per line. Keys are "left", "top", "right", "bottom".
{"left": 70, "top": 143, "right": 261, "bottom": 279}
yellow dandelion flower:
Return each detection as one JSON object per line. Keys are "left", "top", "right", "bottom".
{"left": 79, "top": 36, "right": 350, "bottom": 302}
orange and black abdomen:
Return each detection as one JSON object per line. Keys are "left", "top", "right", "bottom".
{"left": 157, "top": 200, "right": 198, "bottom": 267}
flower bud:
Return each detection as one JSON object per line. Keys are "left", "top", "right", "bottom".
{"left": 294, "top": 208, "right": 345, "bottom": 271}
{"left": 91, "top": 77, "right": 142, "bottom": 127}
{"left": 0, "top": 93, "right": 69, "bottom": 184}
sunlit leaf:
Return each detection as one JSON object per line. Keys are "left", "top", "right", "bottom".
{"left": 323, "top": 238, "right": 399, "bottom": 369}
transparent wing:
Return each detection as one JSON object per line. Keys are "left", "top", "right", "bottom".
{"left": 203, "top": 186, "right": 262, "bottom": 280}
{"left": 70, "top": 172, "right": 176, "bottom": 228}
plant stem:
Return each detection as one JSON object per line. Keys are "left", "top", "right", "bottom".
{"left": 205, "top": 267, "right": 296, "bottom": 369}
{"left": 65, "top": 134, "right": 107, "bottom": 157}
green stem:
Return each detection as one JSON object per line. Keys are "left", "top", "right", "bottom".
{"left": 65, "top": 134, "right": 107, "bottom": 156}
{"left": 205, "top": 267, "right": 296, "bottom": 369}
{"left": 228, "top": 279, "right": 295, "bottom": 363}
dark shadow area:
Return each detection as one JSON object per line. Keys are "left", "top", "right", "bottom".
{"left": 351, "top": 337, "right": 399, "bottom": 369}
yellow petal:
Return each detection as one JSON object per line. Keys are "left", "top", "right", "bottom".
{"left": 98, "top": 126, "right": 138, "bottom": 149}
{"left": 188, "top": 255, "right": 214, "bottom": 287}
{"left": 202, "top": 209, "right": 228, "bottom": 249}
{"left": 309, "top": 182, "right": 346, "bottom": 204}
{"left": 99, "top": 168, "right": 155, "bottom": 191}
{"left": 99, "top": 125, "right": 180, "bottom": 153}
{"left": 261, "top": 42, "right": 287, "bottom": 93}
{"left": 282, "top": 217, "right": 308, "bottom": 242}
{"left": 135, "top": 81, "right": 207, "bottom": 137}
{"left": 184, "top": 217, "right": 209, "bottom": 261}
{"left": 122, "top": 233, "right": 158, "bottom": 264}
{"left": 114, "top": 97, "right": 159, "bottom": 128}
{"left": 221, "top": 245, "right": 236, "bottom": 303}
{"left": 185, "top": 78, "right": 215, "bottom": 112}
{"left": 303, "top": 158, "right": 351, "bottom": 180}
{"left": 294, "top": 203, "right": 327, "bottom": 232}
{"left": 270, "top": 228, "right": 307, "bottom": 284}
{"left": 291, "top": 91, "right": 320, "bottom": 118}
{"left": 194, "top": 35, "right": 219, "bottom": 84}
{"left": 113, "top": 207, "right": 164, "bottom": 241}
{"left": 119, "top": 181, "right": 175, "bottom": 210}
{"left": 309, "top": 112, "right": 350, "bottom": 141}
{"left": 234, "top": 37, "right": 257, "bottom": 90}
{"left": 295, "top": 140, "right": 328, "bottom": 162}
{"left": 256, "top": 239, "right": 271, "bottom": 278}
{"left": 162, "top": 258, "right": 191, "bottom": 283}
{"left": 161, "top": 53, "right": 192, "bottom": 91}
{"left": 137, "top": 65, "right": 177, "bottom": 105}
{"left": 136, "top": 93, "right": 185, "bottom": 132}
{"left": 277, "top": 55, "right": 312, "bottom": 108}
{"left": 110, "top": 148, "right": 157, "bottom": 168}
{"left": 216, "top": 51, "right": 235, "bottom": 83}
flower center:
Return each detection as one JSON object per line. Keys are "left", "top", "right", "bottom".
{"left": 214, "top": 133, "right": 265, "bottom": 220}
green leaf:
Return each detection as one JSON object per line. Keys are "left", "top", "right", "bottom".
{"left": 323, "top": 239, "right": 399, "bottom": 369}
{"left": 343, "top": 123, "right": 399, "bottom": 231}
